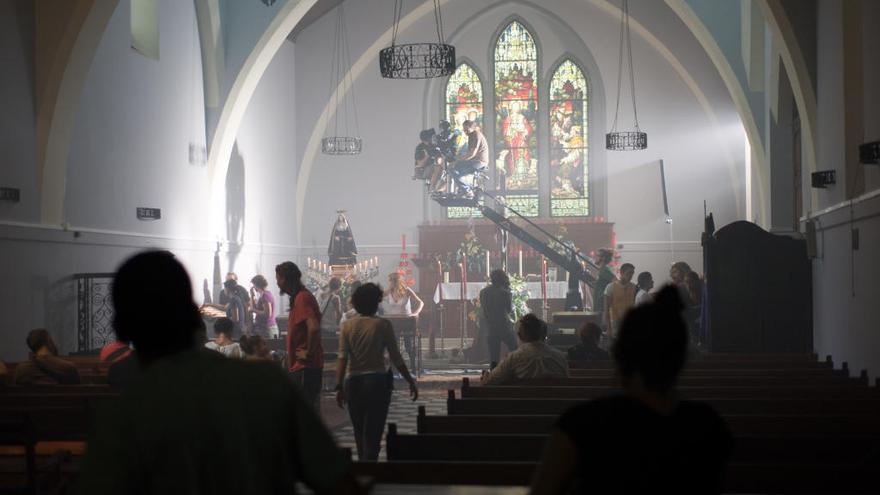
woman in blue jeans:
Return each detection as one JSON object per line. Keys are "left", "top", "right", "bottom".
{"left": 335, "top": 283, "right": 419, "bottom": 461}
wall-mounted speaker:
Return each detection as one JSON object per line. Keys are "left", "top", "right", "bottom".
{"left": 811, "top": 170, "right": 836, "bottom": 188}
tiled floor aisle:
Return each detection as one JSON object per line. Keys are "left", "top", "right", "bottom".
{"left": 326, "top": 389, "right": 449, "bottom": 461}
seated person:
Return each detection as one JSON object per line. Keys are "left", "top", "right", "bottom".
{"left": 204, "top": 318, "right": 243, "bottom": 359}
{"left": 436, "top": 120, "right": 463, "bottom": 165}
{"left": 529, "top": 286, "right": 733, "bottom": 494}
{"left": 481, "top": 314, "right": 568, "bottom": 385}
{"left": 414, "top": 129, "right": 444, "bottom": 193}
{"left": 566, "top": 322, "right": 609, "bottom": 361}
{"left": 13, "top": 329, "right": 81, "bottom": 385}
{"left": 99, "top": 340, "right": 133, "bottom": 363}
{"left": 240, "top": 335, "right": 271, "bottom": 361}
{"left": 452, "top": 120, "right": 489, "bottom": 197}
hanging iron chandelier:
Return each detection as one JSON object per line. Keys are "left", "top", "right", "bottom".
{"left": 606, "top": 0, "right": 647, "bottom": 151}
{"left": 322, "top": 2, "right": 362, "bottom": 155}
{"left": 379, "top": 0, "right": 455, "bottom": 79}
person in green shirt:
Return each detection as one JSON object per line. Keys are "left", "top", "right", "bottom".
{"left": 76, "top": 250, "right": 361, "bottom": 495}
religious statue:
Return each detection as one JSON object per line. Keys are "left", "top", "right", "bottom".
{"left": 328, "top": 210, "right": 358, "bottom": 265}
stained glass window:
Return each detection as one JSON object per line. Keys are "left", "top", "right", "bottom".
{"left": 445, "top": 63, "right": 484, "bottom": 219}
{"left": 494, "top": 21, "right": 538, "bottom": 217}
{"left": 549, "top": 59, "right": 589, "bottom": 216}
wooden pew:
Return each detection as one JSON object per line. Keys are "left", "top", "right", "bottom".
{"left": 386, "top": 424, "right": 880, "bottom": 464}
{"left": 352, "top": 461, "right": 880, "bottom": 493}
{"left": 0, "top": 393, "right": 117, "bottom": 409}
{"left": 446, "top": 391, "right": 880, "bottom": 416}
{"left": 417, "top": 406, "right": 880, "bottom": 436}
{"left": 570, "top": 367, "right": 852, "bottom": 378}
{"left": 569, "top": 359, "right": 833, "bottom": 370}
{"left": 460, "top": 383, "right": 880, "bottom": 400}
{"left": 512, "top": 374, "right": 859, "bottom": 386}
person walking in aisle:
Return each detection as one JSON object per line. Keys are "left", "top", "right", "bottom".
{"left": 335, "top": 283, "right": 418, "bottom": 461}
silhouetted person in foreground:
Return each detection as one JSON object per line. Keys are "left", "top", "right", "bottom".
{"left": 566, "top": 322, "right": 609, "bottom": 361}
{"left": 76, "top": 250, "right": 359, "bottom": 495}
{"left": 529, "top": 286, "right": 733, "bottom": 494}
{"left": 13, "top": 329, "right": 80, "bottom": 385}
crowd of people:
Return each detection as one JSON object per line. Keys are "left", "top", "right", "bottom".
{"left": 201, "top": 272, "right": 278, "bottom": 339}
{"left": 2, "top": 247, "right": 725, "bottom": 493}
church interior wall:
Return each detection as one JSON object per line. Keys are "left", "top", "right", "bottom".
{"left": 293, "top": 0, "right": 746, "bottom": 291}
{"left": 0, "top": 1, "right": 301, "bottom": 361}
{"left": 806, "top": 0, "right": 880, "bottom": 379}
{"left": 0, "top": 0, "right": 38, "bottom": 223}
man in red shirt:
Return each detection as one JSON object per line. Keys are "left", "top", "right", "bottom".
{"left": 276, "top": 261, "right": 324, "bottom": 410}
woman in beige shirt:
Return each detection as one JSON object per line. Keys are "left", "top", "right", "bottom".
{"left": 335, "top": 283, "right": 418, "bottom": 461}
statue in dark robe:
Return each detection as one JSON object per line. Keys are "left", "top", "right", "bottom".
{"left": 328, "top": 210, "right": 358, "bottom": 265}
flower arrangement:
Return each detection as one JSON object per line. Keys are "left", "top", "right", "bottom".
{"left": 468, "top": 272, "right": 532, "bottom": 329}
{"left": 444, "top": 226, "right": 486, "bottom": 275}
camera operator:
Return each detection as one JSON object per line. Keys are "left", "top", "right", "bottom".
{"left": 436, "top": 120, "right": 463, "bottom": 164}
{"left": 414, "top": 129, "right": 444, "bottom": 193}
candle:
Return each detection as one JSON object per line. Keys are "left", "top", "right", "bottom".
{"left": 443, "top": 271, "right": 449, "bottom": 283}
{"left": 518, "top": 250, "right": 523, "bottom": 276}
{"left": 486, "top": 251, "right": 491, "bottom": 278}
{"left": 541, "top": 257, "right": 548, "bottom": 301}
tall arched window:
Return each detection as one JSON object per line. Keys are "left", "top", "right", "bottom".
{"left": 549, "top": 59, "right": 589, "bottom": 216}
{"left": 494, "top": 21, "right": 539, "bottom": 217}
{"left": 445, "top": 63, "right": 484, "bottom": 219}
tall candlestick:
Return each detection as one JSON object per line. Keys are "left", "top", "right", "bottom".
{"left": 486, "top": 251, "right": 490, "bottom": 278}
{"left": 518, "top": 250, "right": 523, "bottom": 276}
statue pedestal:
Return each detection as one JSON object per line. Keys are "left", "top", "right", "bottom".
{"left": 330, "top": 265, "right": 353, "bottom": 278}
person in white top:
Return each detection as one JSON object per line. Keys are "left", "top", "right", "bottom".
{"left": 382, "top": 272, "right": 424, "bottom": 316}
{"left": 634, "top": 271, "right": 654, "bottom": 306}
{"left": 204, "top": 317, "right": 243, "bottom": 359}
{"left": 481, "top": 313, "right": 568, "bottom": 385}
{"left": 382, "top": 272, "right": 424, "bottom": 370}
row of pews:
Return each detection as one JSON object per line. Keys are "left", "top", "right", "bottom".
{"left": 353, "top": 353, "right": 880, "bottom": 494}
{"left": 3, "top": 353, "right": 880, "bottom": 493}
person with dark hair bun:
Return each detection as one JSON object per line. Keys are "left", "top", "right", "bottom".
{"left": 529, "top": 285, "right": 732, "bottom": 495}
{"left": 481, "top": 313, "right": 568, "bottom": 385}
{"left": 76, "top": 250, "right": 361, "bottom": 495}
{"left": 335, "top": 283, "right": 418, "bottom": 461}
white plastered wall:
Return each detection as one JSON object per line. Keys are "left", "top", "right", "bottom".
{"left": 292, "top": 0, "right": 746, "bottom": 288}
{"left": 0, "top": 2, "right": 301, "bottom": 361}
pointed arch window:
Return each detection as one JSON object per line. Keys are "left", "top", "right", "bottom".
{"left": 445, "top": 63, "right": 484, "bottom": 218}
{"left": 494, "top": 20, "right": 539, "bottom": 217}
{"left": 549, "top": 59, "right": 589, "bottom": 216}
